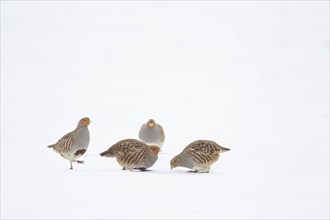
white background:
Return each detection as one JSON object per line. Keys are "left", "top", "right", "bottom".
{"left": 1, "top": 1, "right": 329, "bottom": 219}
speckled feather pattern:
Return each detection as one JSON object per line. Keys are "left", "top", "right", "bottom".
{"left": 100, "top": 139, "right": 160, "bottom": 170}
{"left": 48, "top": 117, "right": 91, "bottom": 169}
{"left": 185, "top": 140, "right": 222, "bottom": 164}
{"left": 171, "top": 140, "right": 230, "bottom": 172}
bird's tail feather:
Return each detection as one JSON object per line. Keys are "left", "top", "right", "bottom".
{"left": 100, "top": 149, "right": 115, "bottom": 157}
{"left": 47, "top": 144, "right": 55, "bottom": 149}
{"left": 221, "top": 147, "right": 231, "bottom": 152}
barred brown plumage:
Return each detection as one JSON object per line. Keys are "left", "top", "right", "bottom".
{"left": 47, "top": 117, "right": 91, "bottom": 169}
{"left": 100, "top": 139, "right": 160, "bottom": 171}
{"left": 170, "top": 140, "right": 230, "bottom": 173}
{"left": 138, "top": 119, "right": 165, "bottom": 148}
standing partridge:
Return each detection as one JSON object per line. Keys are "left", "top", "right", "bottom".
{"left": 100, "top": 139, "right": 160, "bottom": 171}
{"left": 138, "top": 119, "right": 165, "bottom": 148}
{"left": 170, "top": 140, "right": 230, "bottom": 173}
{"left": 47, "top": 117, "right": 91, "bottom": 169}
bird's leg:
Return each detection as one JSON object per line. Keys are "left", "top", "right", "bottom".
{"left": 76, "top": 160, "right": 84, "bottom": 164}
{"left": 122, "top": 167, "right": 126, "bottom": 170}
{"left": 69, "top": 162, "right": 73, "bottom": 170}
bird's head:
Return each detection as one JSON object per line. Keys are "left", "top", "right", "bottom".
{"left": 79, "top": 117, "right": 91, "bottom": 128}
{"left": 149, "top": 145, "right": 161, "bottom": 156}
{"left": 170, "top": 155, "right": 181, "bottom": 169}
{"left": 147, "top": 119, "right": 156, "bottom": 128}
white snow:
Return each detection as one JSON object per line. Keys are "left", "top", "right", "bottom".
{"left": 1, "top": 1, "right": 329, "bottom": 219}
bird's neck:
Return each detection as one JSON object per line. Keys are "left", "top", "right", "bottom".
{"left": 76, "top": 124, "right": 87, "bottom": 131}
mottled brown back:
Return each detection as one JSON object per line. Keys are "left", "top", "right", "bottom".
{"left": 185, "top": 140, "right": 222, "bottom": 164}
{"left": 49, "top": 131, "right": 75, "bottom": 155}
{"left": 100, "top": 139, "right": 146, "bottom": 158}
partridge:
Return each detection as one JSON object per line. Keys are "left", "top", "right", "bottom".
{"left": 100, "top": 139, "right": 160, "bottom": 171}
{"left": 47, "top": 117, "right": 91, "bottom": 169}
{"left": 170, "top": 140, "right": 230, "bottom": 173}
{"left": 138, "top": 119, "right": 165, "bottom": 148}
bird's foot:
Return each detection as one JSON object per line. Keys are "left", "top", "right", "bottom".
{"left": 188, "top": 170, "right": 209, "bottom": 173}
{"left": 76, "top": 160, "right": 84, "bottom": 164}
{"left": 138, "top": 167, "right": 152, "bottom": 171}
{"left": 128, "top": 168, "right": 152, "bottom": 172}
{"left": 188, "top": 170, "right": 199, "bottom": 173}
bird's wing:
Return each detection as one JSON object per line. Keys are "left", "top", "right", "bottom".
{"left": 138, "top": 125, "right": 147, "bottom": 139}
{"left": 53, "top": 131, "right": 75, "bottom": 154}
{"left": 101, "top": 139, "right": 142, "bottom": 157}
{"left": 186, "top": 140, "right": 220, "bottom": 156}
{"left": 184, "top": 141, "right": 221, "bottom": 164}
{"left": 115, "top": 139, "right": 145, "bottom": 154}
{"left": 121, "top": 144, "right": 147, "bottom": 165}
{"left": 158, "top": 125, "right": 165, "bottom": 142}
{"left": 111, "top": 139, "right": 146, "bottom": 164}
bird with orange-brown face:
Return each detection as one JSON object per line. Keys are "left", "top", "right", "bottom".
{"left": 170, "top": 140, "right": 230, "bottom": 173}
{"left": 100, "top": 139, "right": 160, "bottom": 171}
{"left": 47, "top": 117, "right": 91, "bottom": 169}
{"left": 138, "top": 119, "right": 165, "bottom": 148}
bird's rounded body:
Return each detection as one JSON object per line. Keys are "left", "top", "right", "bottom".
{"left": 170, "top": 140, "right": 230, "bottom": 172}
{"left": 100, "top": 139, "right": 160, "bottom": 171}
{"left": 138, "top": 119, "right": 165, "bottom": 148}
{"left": 48, "top": 117, "right": 91, "bottom": 169}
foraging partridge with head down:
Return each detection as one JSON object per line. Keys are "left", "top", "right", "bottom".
{"left": 138, "top": 119, "right": 165, "bottom": 148}
{"left": 47, "top": 117, "right": 91, "bottom": 169}
{"left": 100, "top": 139, "right": 160, "bottom": 171}
{"left": 170, "top": 140, "right": 230, "bottom": 173}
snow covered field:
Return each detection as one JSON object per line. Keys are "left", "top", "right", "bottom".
{"left": 1, "top": 1, "right": 329, "bottom": 219}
